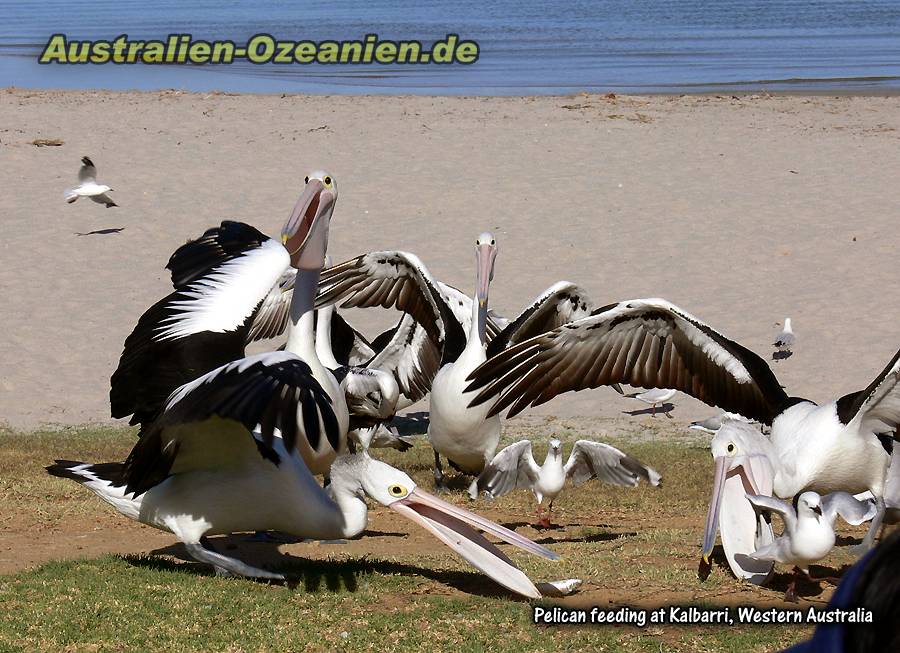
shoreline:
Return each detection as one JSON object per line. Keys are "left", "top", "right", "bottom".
{"left": 5, "top": 85, "right": 900, "bottom": 99}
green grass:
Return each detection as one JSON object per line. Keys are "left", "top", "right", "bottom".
{"left": 0, "top": 424, "right": 826, "bottom": 652}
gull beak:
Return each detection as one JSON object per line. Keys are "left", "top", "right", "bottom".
{"left": 811, "top": 504, "right": 823, "bottom": 517}
{"left": 391, "top": 487, "right": 558, "bottom": 598}
{"left": 281, "top": 178, "right": 334, "bottom": 269}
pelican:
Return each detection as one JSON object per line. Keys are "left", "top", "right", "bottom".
{"left": 465, "top": 298, "right": 900, "bottom": 555}
{"left": 316, "top": 244, "right": 621, "bottom": 490}
{"left": 47, "top": 351, "right": 558, "bottom": 597}
{"left": 744, "top": 491, "right": 875, "bottom": 601}
{"left": 110, "top": 172, "right": 349, "bottom": 473}
{"left": 472, "top": 438, "right": 661, "bottom": 527}
{"left": 773, "top": 318, "right": 795, "bottom": 361}
{"left": 65, "top": 156, "right": 117, "bottom": 207}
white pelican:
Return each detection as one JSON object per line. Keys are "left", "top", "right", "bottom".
{"left": 773, "top": 317, "right": 795, "bottom": 361}
{"left": 65, "top": 156, "right": 116, "bottom": 207}
{"left": 47, "top": 351, "right": 559, "bottom": 597}
{"left": 465, "top": 298, "right": 900, "bottom": 555}
{"left": 744, "top": 491, "right": 875, "bottom": 601}
{"left": 110, "top": 172, "right": 349, "bottom": 473}
{"left": 472, "top": 438, "right": 661, "bottom": 527}
{"left": 317, "top": 246, "right": 624, "bottom": 489}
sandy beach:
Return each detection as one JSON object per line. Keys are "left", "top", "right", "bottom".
{"left": 1, "top": 89, "right": 899, "bottom": 430}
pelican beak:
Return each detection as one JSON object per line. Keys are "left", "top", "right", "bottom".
{"left": 701, "top": 456, "right": 728, "bottom": 569}
{"left": 281, "top": 178, "right": 335, "bottom": 269}
{"left": 391, "top": 487, "right": 558, "bottom": 598}
{"left": 475, "top": 243, "right": 496, "bottom": 307}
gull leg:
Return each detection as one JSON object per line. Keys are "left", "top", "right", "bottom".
{"left": 851, "top": 495, "right": 885, "bottom": 555}
{"left": 783, "top": 567, "right": 802, "bottom": 603}
{"left": 651, "top": 403, "right": 658, "bottom": 418}
{"left": 185, "top": 540, "right": 284, "bottom": 581}
{"left": 542, "top": 501, "right": 554, "bottom": 528}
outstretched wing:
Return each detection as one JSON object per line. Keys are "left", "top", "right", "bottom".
{"left": 821, "top": 492, "right": 877, "bottom": 526}
{"left": 836, "top": 348, "right": 900, "bottom": 441}
{"left": 563, "top": 440, "right": 662, "bottom": 488}
{"left": 745, "top": 493, "right": 797, "bottom": 533}
{"left": 78, "top": 156, "right": 97, "bottom": 182}
{"left": 486, "top": 281, "right": 592, "bottom": 358}
{"left": 122, "top": 351, "right": 340, "bottom": 496}
{"left": 364, "top": 313, "right": 440, "bottom": 408}
{"left": 467, "top": 298, "right": 789, "bottom": 423}
{"left": 111, "top": 224, "right": 290, "bottom": 424}
{"left": 472, "top": 440, "right": 541, "bottom": 499}
{"left": 317, "top": 251, "right": 466, "bottom": 366}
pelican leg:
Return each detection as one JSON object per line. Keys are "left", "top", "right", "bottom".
{"left": 433, "top": 451, "right": 448, "bottom": 492}
{"left": 184, "top": 541, "right": 285, "bottom": 581}
{"left": 851, "top": 495, "right": 885, "bottom": 555}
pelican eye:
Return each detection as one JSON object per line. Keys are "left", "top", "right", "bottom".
{"left": 304, "top": 175, "right": 310, "bottom": 184}
{"left": 324, "top": 176, "right": 332, "bottom": 186}
{"left": 726, "top": 442, "right": 736, "bottom": 454}
{"left": 388, "top": 484, "right": 408, "bottom": 498}
{"left": 490, "top": 239, "right": 495, "bottom": 245}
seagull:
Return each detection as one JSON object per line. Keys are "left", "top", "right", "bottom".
{"left": 65, "top": 156, "right": 117, "bottom": 207}
{"left": 629, "top": 388, "right": 677, "bottom": 417}
{"left": 47, "top": 351, "right": 559, "bottom": 597}
{"left": 773, "top": 318, "right": 795, "bottom": 361}
{"left": 689, "top": 412, "right": 750, "bottom": 434}
{"left": 471, "top": 438, "right": 661, "bottom": 527}
{"left": 743, "top": 491, "right": 876, "bottom": 601}
{"left": 465, "top": 298, "right": 900, "bottom": 556}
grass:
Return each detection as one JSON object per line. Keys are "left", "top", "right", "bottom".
{"left": 0, "top": 422, "right": 849, "bottom": 652}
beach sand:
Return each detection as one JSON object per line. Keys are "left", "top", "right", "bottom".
{"left": 1, "top": 88, "right": 899, "bottom": 430}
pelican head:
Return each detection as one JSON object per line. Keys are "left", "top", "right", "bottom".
{"left": 701, "top": 421, "right": 776, "bottom": 575}
{"left": 281, "top": 171, "right": 338, "bottom": 270}
{"left": 332, "top": 453, "right": 558, "bottom": 598}
{"left": 475, "top": 232, "right": 498, "bottom": 307}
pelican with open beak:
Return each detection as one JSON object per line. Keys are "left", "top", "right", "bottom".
{"left": 282, "top": 171, "right": 337, "bottom": 270}
{"left": 699, "top": 421, "right": 776, "bottom": 585}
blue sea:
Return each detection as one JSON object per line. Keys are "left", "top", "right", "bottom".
{"left": 2, "top": 1, "right": 899, "bottom": 94}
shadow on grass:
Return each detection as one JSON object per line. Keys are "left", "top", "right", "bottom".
{"left": 127, "top": 540, "right": 526, "bottom": 600}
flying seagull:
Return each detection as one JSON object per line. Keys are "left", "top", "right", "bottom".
{"left": 65, "top": 156, "right": 117, "bottom": 208}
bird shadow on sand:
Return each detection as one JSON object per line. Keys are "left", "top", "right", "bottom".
{"left": 623, "top": 404, "right": 675, "bottom": 418}
{"left": 772, "top": 351, "right": 794, "bottom": 361}
{"left": 126, "top": 540, "right": 528, "bottom": 599}
{"left": 74, "top": 227, "right": 125, "bottom": 236}
{"left": 392, "top": 412, "right": 429, "bottom": 436}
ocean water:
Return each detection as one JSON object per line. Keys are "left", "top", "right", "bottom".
{"left": 1, "top": 0, "right": 899, "bottom": 94}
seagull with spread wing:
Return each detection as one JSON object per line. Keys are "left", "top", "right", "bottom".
{"left": 466, "top": 298, "right": 900, "bottom": 556}
{"left": 744, "top": 491, "right": 876, "bottom": 601}
{"left": 472, "top": 438, "right": 661, "bottom": 527}
{"left": 65, "top": 156, "right": 117, "bottom": 207}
